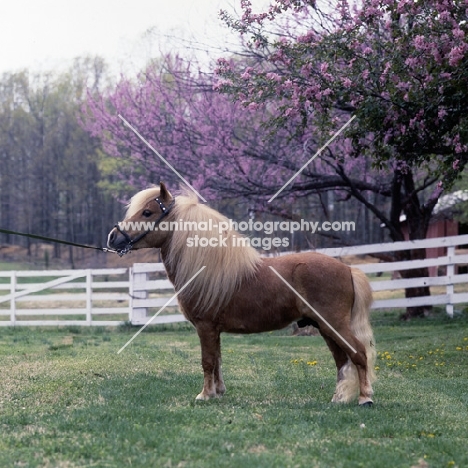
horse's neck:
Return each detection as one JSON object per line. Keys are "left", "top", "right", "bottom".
{"left": 160, "top": 244, "right": 177, "bottom": 285}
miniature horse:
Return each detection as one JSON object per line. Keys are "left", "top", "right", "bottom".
{"left": 108, "top": 183, "right": 376, "bottom": 406}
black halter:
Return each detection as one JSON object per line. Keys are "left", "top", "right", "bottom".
{"left": 113, "top": 197, "right": 175, "bottom": 257}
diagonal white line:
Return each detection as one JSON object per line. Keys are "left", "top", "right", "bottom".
{"left": 117, "top": 266, "right": 206, "bottom": 354}
{"left": 268, "top": 115, "right": 356, "bottom": 203}
{"left": 118, "top": 114, "right": 207, "bottom": 203}
{"left": 268, "top": 266, "right": 357, "bottom": 354}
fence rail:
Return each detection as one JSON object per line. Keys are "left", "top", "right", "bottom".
{"left": 1, "top": 234, "right": 468, "bottom": 326}
{"left": 0, "top": 268, "right": 129, "bottom": 326}
{"left": 317, "top": 233, "right": 468, "bottom": 317}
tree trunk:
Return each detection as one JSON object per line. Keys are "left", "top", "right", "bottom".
{"left": 392, "top": 169, "right": 437, "bottom": 320}
{"left": 397, "top": 248, "right": 432, "bottom": 320}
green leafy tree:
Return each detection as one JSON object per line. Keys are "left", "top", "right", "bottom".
{"left": 215, "top": 0, "right": 468, "bottom": 318}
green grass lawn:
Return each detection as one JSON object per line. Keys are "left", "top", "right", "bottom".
{"left": 0, "top": 311, "right": 467, "bottom": 468}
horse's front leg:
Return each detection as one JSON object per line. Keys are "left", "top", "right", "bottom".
{"left": 195, "top": 324, "right": 223, "bottom": 400}
{"left": 214, "top": 355, "right": 226, "bottom": 396}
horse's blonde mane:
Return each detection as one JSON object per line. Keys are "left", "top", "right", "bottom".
{"left": 167, "top": 190, "right": 261, "bottom": 314}
{"left": 126, "top": 186, "right": 261, "bottom": 315}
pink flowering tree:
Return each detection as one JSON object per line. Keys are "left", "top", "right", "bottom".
{"left": 218, "top": 0, "right": 468, "bottom": 176}
{"left": 215, "top": 0, "right": 468, "bottom": 318}
{"left": 83, "top": 57, "right": 367, "bottom": 218}
{"left": 84, "top": 58, "right": 288, "bottom": 197}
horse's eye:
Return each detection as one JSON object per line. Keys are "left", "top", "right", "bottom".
{"left": 142, "top": 210, "right": 152, "bottom": 218}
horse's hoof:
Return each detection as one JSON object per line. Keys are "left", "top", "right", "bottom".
{"left": 195, "top": 392, "right": 216, "bottom": 401}
{"left": 359, "top": 400, "right": 373, "bottom": 407}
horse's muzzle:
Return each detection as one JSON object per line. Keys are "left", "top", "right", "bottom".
{"left": 107, "top": 227, "right": 128, "bottom": 252}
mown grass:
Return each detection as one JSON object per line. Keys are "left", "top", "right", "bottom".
{"left": 0, "top": 311, "right": 467, "bottom": 467}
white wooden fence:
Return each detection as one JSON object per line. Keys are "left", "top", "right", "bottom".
{"left": 317, "top": 233, "right": 468, "bottom": 317}
{"left": 129, "top": 263, "right": 186, "bottom": 326}
{"left": 0, "top": 268, "right": 130, "bottom": 326}
{"left": 1, "top": 234, "right": 468, "bottom": 326}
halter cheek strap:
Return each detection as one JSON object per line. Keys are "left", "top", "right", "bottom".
{"left": 113, "top": 197, "right": 175, "bottom": 257}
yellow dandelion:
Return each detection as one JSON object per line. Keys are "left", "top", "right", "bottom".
{"left": 375, "top": 366, "right": 380, "bottom": 370}
{"left": 307, "top": 360, "right": 318, "bottom": 366}
{"left": 456, "top": 346, "right": 462, "bottom": 351}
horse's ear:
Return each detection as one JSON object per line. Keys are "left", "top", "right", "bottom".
{"left": 159, "top": 182, "right": 171, "bottom": 200}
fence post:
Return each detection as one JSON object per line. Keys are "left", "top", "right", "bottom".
{"left": 86, "top": 269, "right": 92, "bottom": 325}
{"left": 129, "top": 267, "right": 148, "bottom": 324}
{"left": 446, "top": 246, "right": 455, "bottom": 318}
{"left": 10, "top": 271, "right": 16, "bottom": 326}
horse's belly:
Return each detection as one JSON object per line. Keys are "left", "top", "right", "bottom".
{"left": 220, "top": 302, "right": 299, "bottom": 334}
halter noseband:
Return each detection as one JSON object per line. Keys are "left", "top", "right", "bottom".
{"left": 113, "top": 197, "right": 175, "bottom": 257}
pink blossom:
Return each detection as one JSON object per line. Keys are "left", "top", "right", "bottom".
{"left": 342, "top": 77, "right": 352, "bottom": 88}
{"left": 405, "top": 57, "right": 418, "bottom": 68}
{"left": 413, "top": 35, "right": 427, "bottom": 50}
{"left": 453, "top": 28, "right": 465, "bottom": 39}
{"left": 448, "top": 46, "right": 465, "bottom": 66}
{"left": 298, "top": 31, "right": 315, "bottom": 43}
{"left": 438, "top": 108, "right": 448, "bottom": 119}
{"left": 266, "top": 72, "right": 282, "bottom": 82}
{"left": 431, "top": 47, "right": 442, "bottom": 64}
{"left": 320, "top": 63, "right": 329, "bottom": 74}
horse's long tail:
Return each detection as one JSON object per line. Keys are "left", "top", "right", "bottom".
{"left": 334, "top": 267, "right": 376, "bottom": 402}
{"left": 350, "top": 267, "right": 376, "bottom": 384}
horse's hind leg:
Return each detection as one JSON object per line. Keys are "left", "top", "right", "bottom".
{"left": 328, "top": 328, "right": 374, "bottom": 406}
{"left": 320, "top": 333, "right": 352, "bottom": 403}
{"left": 349, "top": 342, "right": 374, "bottom": 406}
{"left": 195, "top": 323, "right": 224, "bottom": 400}
{"left": 309, "top": 316, "right": 373, "bottom": 405}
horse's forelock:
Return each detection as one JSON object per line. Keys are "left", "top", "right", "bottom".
{"left": 125, "top": 187, "right": 161, "bottom": 219}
